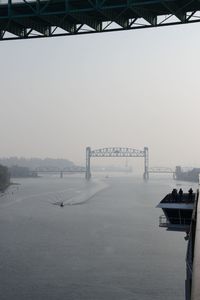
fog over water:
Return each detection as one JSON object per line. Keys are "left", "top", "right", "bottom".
{"left": 0, "top": 175, "right": 198, "bottom": 300}
{"left": 1, "top": 23, "right": 200, "bottom": 168}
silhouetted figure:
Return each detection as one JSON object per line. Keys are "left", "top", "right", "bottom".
{"left": 188, "top": 188, "right": 193, "bottom": 194}
{"left": 188, "top": 188, "right": 193, "bottom": 202}
{"left": 60, "top": 202, "right": 64, "bottom": 207}
{"left": 178, "top": 188, "right": 183, "bottom": 201}
{"left": 171, "top": 188, "right": 178, "bottom": 202}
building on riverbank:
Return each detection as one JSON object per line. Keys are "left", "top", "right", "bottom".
{"left": 175, "top": 166, "right": 200, "bottom": 183}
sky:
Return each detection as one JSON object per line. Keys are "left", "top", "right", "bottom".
{"left": 1, "top": 22, "right": 200, "bottom": 169}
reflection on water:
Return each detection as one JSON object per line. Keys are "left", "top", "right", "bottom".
{"left": 0, "top": 174, "right": 198, "bottom": 300}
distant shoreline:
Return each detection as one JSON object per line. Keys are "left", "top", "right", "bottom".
{"left": 0, "top": 182, "right": 21, "bottom": 193}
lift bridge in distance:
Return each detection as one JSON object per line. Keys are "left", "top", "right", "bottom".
{"left": 1, "top": 0, "right": 200, "bottom": 40}
{"left": 85, "top": 146, "right": 149, "bottom": 180}
{"left": 85, "top": 146, "right": 175, "bottom": 180}
{"left": 33, "top": 148, "right": 174, "bottom": 180}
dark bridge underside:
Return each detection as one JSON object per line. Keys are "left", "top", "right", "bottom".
{"left": 1, "top": 0, "right": 200, "bottom": 41}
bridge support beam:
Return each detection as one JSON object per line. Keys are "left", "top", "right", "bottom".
{"left": 143, "top": 146, "right": 149, "bottom": 180}
{"left": 85, "top": 146, "right": 91, "bottom": 180}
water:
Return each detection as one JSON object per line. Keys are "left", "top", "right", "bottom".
{"left": 0, "top": 174, "right": 198, "bottom": 300}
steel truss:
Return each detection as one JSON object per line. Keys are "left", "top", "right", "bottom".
{"left": 85, "top": 146, "right": 149, "bottom": 180}
{"left": 90, "top": 147, "right": 145, "bottom": 158}
{"left": 0, "top": 0, "right": 200, "bottom": 41}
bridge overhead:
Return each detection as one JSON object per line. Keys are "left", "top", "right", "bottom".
{"left": 1, "top": 0, "right": 200, "bottom": 41}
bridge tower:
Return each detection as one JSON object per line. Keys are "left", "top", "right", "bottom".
{"left": 85, "top": 146, "right": 91, "bottom": 180}
{"left": 143, "top": 147, "right": 149, "bottom": 180}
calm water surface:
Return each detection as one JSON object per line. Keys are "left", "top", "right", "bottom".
{"left": 0, "top": 174, "right": 198, "bottom": 300}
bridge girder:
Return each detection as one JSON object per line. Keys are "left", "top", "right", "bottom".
{"left": 0, "top": 0, "right": 200, "bottom": 40}
{"left": 90, "top": 147, "right": 145, "bottom": 157}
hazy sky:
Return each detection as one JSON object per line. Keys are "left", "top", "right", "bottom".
{"left": 1, "top": 23, "right": 200, "bottom": 168}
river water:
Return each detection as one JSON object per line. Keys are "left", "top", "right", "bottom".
{"left": 0, "top": 174, "right": 198, "bottom": 300}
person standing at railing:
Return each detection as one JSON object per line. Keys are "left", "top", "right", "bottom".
{"left": 171, "top": 188, "right": 178, "bottom": 202}
{"left": 188, "top": 188, "right": 193, "bottom": 202}
{"left": 178, "top": 188, "right": 183, "bottom": 201}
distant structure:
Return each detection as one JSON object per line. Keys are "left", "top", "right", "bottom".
{"left": 9, "top": 165, "right": 37, "bottom": 178}
{"left": 175, "top": 166, "right": 200, "bottom": 183}
{"left": 34, "top": 167, "right": 85, "bottom": 178}
{"left": 148, "top": 167, "right": 175, "bottom": 179}
{"left": 85, "top": 147, "right": 149, "bottom": 180}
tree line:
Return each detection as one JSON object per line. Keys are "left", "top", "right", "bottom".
{"left": 0, "top": 165, "right": 10, "bottom": 192}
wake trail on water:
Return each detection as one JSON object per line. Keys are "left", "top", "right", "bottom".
{"left": 0, "top": 179, "right": 109, "bottom": 208}
{"left": 53, "top": 179, "right": 109, "bottom": 206}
